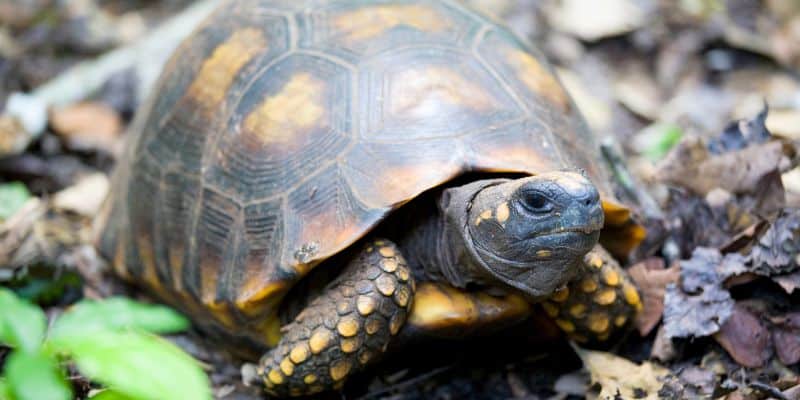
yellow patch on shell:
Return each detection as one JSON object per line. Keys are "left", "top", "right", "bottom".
{"left": 406, "top": 283, "right": 531, "bottom": 333}
{"left": 309, "top": 329, "right": 333, "bottom": 354}
{"left": 303, "top": 374, "right": 317, "bottom": 384}
{"left": 542, "top": 302, "right": 559, "bottom": 317}
{"left": 186, "top": 28, "right": 266, "bottom": 111}
{"left": 504, "top": 47, "right": 570, "bottom": 111}
{"left": 580, "top": 278, "right": 598, "bottom": 293}
{"left": 333, "top": 4, "right": 451, "bottom": 42}
{"left": 267, "top": 369, "right": 284, "bottom": 385}
{"left": 391, "top": 66, "right": 497, "bottom": 120}
{"left": 337, "top": 317, "right": 360, "bottom": 337}
{"left": 587, "top": 312, "right": 610, "bottom": 333}
{"left": 235, "top": 280, "right": 287, "bottom": 318}
{"left": 289, "top": 344, "right": 310, "bottom": 364}
{"left": 614, "top": 314, "right": 628, "bottom": 327}
{"left": 357, "top": 295, "right": 377, "bottom": 316}
{"left": 243, "top": 72, "right": 326, "bottom": 145}
{"left": 279, "top": 358, "right": 294, "bottom": 376}
{"left": 376, "top": 275, "right": 397, "bottom": 296}
{"left": 495, "top": 202, "right": 510, "bottom": 223}
{"left": 551, "top": 287, "right": 569, "bottom": 302}
{"left": 555, "top": 319, "right": 575, "bottom": 333}
{"left": 569, "top": 303, "right": 587, "bottom": 318}
{"left": 603, "top": 268, "right": 620, "bottom": 286}
{"left": 203, "top": 299, "right": 235, "bottom": 330}
{"left": 594, "top": 289, "right": 617, "bottom": 305}
{"left": 330, "top": 359, "right": 352, "bottom": 381}
{"left": 136, "top": 235, "right": 160, "bottom": 291}
{"left": 379, "top": 246, "right": 396, "bottom": 257}
{"left": 112, "top": 237, "right": 129, "bottom": 280}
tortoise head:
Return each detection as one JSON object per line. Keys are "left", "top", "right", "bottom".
{"left": 459, "top": 171, "right": 603, "bottom": 300}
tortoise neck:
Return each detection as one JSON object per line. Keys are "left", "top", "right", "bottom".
{"left": 396, "top": 180, "right": 506, "bottom": 289}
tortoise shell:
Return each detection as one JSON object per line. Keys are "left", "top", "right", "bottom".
{"left": 97, "top": 0, "right": 639, "bottom": 346}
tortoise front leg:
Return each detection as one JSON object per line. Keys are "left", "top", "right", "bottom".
{"left": 541, "top": 245, "right": 642, "bottom": 343}
{"left": 258, "top": 239, "right": 415, "bottom": 397}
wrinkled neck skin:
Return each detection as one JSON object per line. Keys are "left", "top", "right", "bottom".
{"left": 431, "top": 179, "right": 509, "bottom": 292}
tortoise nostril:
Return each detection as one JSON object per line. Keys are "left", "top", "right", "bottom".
{"left": 583, "top": 198, "right": 592, "bottom": 207}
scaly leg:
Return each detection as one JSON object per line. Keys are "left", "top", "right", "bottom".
{"left": 258, "top": 239, "right": 415, "bottom": 397}
{"left": 541, "top": 245, "right": 642, "bottom": 343}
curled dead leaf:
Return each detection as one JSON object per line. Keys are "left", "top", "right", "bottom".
{"left": 627, "top": 258, "right": 680, "bottom": 336}
{"left": 771, "top": 312, "right": 800, "bottom": 365}
{"left": 574, "top": 346, "right": 670, "bottom": 400}
{"left": 49, "top": 101, "right": 122, "bottom": 152}
{"left": 713, "top": 304, "right": 772, "bottom": 368}
{"left": 657, "top": 139, "right": 784, "bottom": 196}
{"left": 663, "top": 248, "right": 736, "bottom": 339}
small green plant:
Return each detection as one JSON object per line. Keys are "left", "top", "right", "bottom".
{"left": 0, "top": 289, "right": 212, "bottom": 400}
{"left": 0, "top": 182, "right": 31, "bottom": 222}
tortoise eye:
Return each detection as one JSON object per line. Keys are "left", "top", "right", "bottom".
{"left": 523, "top": 192, "right": 553, "bottom": 213}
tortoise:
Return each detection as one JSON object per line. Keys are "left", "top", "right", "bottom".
{"left": 95, "top": 0, "right": 646, "bottom": 396}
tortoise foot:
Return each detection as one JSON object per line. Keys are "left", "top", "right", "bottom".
{"left": 258, "top": 239, "right": 415, "bottom": 397}
{"left": 541, "top": 245, "right": 642, "bottom": 344}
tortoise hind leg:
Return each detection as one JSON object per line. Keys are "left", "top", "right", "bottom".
{"left": 541, "top": 245, "right": 642, "bottom": 344}
{"left": 258, "top": 239, "right": 415, "bottom": 397}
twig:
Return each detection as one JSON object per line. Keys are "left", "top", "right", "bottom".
{"left": 749, "top": 381, "right": 790, "bottom": 400}
{"left": 600, "top": 136, "right": 664, "bottom": 220}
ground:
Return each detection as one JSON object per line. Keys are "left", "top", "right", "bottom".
{"left": 1, "top": 0, "right": 799, "bottom": 399}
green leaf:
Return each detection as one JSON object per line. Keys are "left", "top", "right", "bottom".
{"left": 50, "top": 297, "right": 189, "bottom": 338}
{"left": 4, "top": 351, "right": 72, "bottom": 400}
{"left": 0, "top": 379, "right": 11, "bottom": 400}
{"left": 89, "top": 390, "right": 136, "bottom": 400}
{"left": 49, "top": 331, "right": 211, "bottom": 400}
{"left": 641, "top": 123, "right": 683, "bottom": 162}
{"left": 0, "top": 182, "right": 31, "bottom": 221}
{"left": 0, "top": 288, "right": 46, "bottom": 352}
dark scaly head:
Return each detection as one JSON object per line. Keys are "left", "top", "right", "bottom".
{"left": 459, "top": 171, "right": 604, "bottom": 300}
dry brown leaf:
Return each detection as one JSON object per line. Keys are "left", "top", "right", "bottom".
{"left": 748, "top": 209, "right": 800, "bottom": 276}
{"left": 663, "top": 248, "right": 736, "bottom": 339}
{"left": 657, "top": 138, "right": 784, "bottom": 196}
{"left": 544, "top": 0, "right": 649, "bottom": 41}
{"left": 627, "top": 258, "right": 680, "bottom": 336}
{"left": 771, "top": 312, "right": 800, "bottom": 365}
{"left": 52, "top": 173, "right": 110, "bottom": 218}
{"left": 574, "top": 347, "right": 670, "bottom": 400}
{"left": 767, "top": 109, "right": 800, "bottom": 140}
{"left": 713, "top": 304, "right": 772, "bottom": 368}
{"left": 50, "top": 101, "right": 122, "bottom": 152}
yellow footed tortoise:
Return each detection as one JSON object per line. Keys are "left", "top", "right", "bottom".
{"left": 95, "top": 0, "right": 646, "bottom": 396}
